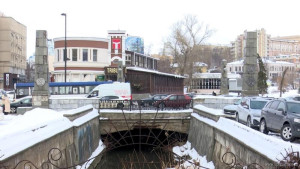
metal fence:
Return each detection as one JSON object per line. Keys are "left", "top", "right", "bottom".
{"left": 99, "top": 99, "right": 194, "bottom": 111}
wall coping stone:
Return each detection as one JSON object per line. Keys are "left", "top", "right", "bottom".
{"left": 63, "top": 105, "right": 95, "bottom": 121}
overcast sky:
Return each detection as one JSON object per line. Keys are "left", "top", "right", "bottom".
{"left": 1, "top": 0, "right": 300, "bottom": 58}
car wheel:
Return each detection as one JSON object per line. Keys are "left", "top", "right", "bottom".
{"left": 159, "top": 103, "right": 165, "bottom": 110}
{"left": 10, "top": 107, "right": 16, "bottom": 114}
{"left": 117, "top": 103, "right": 124, "bottom": 109}
{"left": 235, "top": 112, "right": 239, "bottom": 122}
{"left": 246, "top": 116, "right": 251, "bottom": 128}
{"left": 259, "top": 119, "right": 268, "bottom": 134}
{"left": 281, "top": 124, "right": 295, "bottom": 142}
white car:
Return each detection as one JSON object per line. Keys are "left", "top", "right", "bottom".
{"left": 236, "top": 97, "right": 273, "bottom": 128}
{"left": 99, "top": 95, "right": 126, "bottom": 109}
{"left": 6, "top": 91, "right": 15, "bottom": 101}
{"left": 223, "top": 98, "right": 241, "bottom": 118}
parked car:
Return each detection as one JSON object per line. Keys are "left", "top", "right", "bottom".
{"left": 99, "top": 95, "right": 126, "bottom": 109}
{"left": 153, "top": 94, "right": 192, "bottom": 109}
{"left": 141, "top": 94, "right": 169, "bottom": 107}
{"left": 236, "top": 97, "right": 273, "bottom": 128}
{"left": 260, "top": 99, "right": 300, "bottom": 141}
{"left": 185, "top": 93, "right": 197, "bottom": 99}
{"left": 223, "top": 98, "right": 242, "bottom": 118}
{"left": 6, "top": 91, "right": 15, "bottom": 101}
{"left": 284, "top": 95, "right": 300, "bottom": 102}
{"left": 2, "top": 96, "right": 32, "bottom": 114}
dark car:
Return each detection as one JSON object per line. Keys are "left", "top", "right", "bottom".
{"left": 260, "top": 99, "right": 300, "bottom": 141}
{"left": 153, "top": 94, "right": 192, "bottom": 109}
{"left": 2, "top": 96, "right": 32, "bottom": 114}
{"left": 141, "top": 94, "right": 169, "bottom": 107}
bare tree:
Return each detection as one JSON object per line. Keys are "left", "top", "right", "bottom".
{"left": 278, "top": 68, "right": 289, "bottom": 97}
{"left": 165, "top": 15, "right": 213, "bottom": 89}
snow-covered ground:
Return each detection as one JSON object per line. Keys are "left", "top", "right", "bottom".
{"left": 173, "top": 141, "right": 215, "bottom": 168}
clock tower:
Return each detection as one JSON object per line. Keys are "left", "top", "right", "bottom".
{"left": 32, "top": 30, "right": 50, "bottom": 108}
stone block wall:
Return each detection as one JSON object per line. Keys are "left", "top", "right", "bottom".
{"left": 49, "top": 98, "right": 100, "bottom": 111}
{"left": 193, "top": 97, "right": 240, "bottom": 109}
{"left": 188, "top": 113, "right": 276, "bottom": 168}
{"left": 1, "top": 106, "right": 101, "bottom": 169}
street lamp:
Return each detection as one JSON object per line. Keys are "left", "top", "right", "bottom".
{"left": 61, "top": 13, "right": 67, "bottom": 83}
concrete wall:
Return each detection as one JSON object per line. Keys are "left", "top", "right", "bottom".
{"left": 48, "top": 97, "right": 240, "bottom": 112}
{"left": 99, "top": 111, "right": 191, "bottom": 135}
{"left": 193, "top": 97, "right": 240, "bottom": 109}
{"left": 1, "top": 106, "right": 101, "bottom": 169}
{"left": 49, "top": 98, "right": 99, "bottom": 111}
{"left": 188, "top": 108, "right": 276, "bottom": 168}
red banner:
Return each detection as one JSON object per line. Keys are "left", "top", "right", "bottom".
{"left": 112, "top": 39, "right": 121, "bottom": 49}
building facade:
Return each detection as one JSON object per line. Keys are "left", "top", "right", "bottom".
{"left": 226, "top": 59, "right": 296, "bottom": 80}
{"left": 268, "top": 38, "right": 300, "bottom": 56}
{"left": 232, "top": 29, "right": 300, "bottom": 61}
{"left": 53, "top": 37, "right": 110, "bottom": 82}
{"left": 231, "top": 29, "right": 269, "bottom": 59}
{"left": 0, "top": 16, "right": 27, "bottom": 90}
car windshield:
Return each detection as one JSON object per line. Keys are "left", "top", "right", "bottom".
{"left": 250, "top": 100, "right": 267, "bottom": 109}
{"left": 287, "top": 102, "right": 300, "bottom": 113}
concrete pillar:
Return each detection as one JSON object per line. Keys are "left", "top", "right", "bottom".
{"left": 220, "top": 59, "right": 229, "bottom": 95}
{"left": 242, "top": 32, "right": 259, "bottom": 96}
{"left": 32, "top": 30, "right": 50, "bottom": 108}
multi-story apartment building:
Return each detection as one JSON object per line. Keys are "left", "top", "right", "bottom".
{"left": 232, "top": 30, "right": 300, "bottom": 60}
{"left": 268, "top": 37, "right": 300, "bottom": 56}
{"left": 0, "top": 15, "right": 27, "bottom": 90}
{"left": 231, "top": 29, "right": 269, "bottom": 59}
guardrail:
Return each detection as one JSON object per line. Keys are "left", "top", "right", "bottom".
{"left": 99, "top": 99, "right": 193, "bottom": 111}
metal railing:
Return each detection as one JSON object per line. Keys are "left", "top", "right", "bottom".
{"left": 99, "top": 99, "right": 193, "bottom": 111}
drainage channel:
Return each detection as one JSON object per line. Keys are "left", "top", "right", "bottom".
{"left": 96, "top": 129, "right": 188, "bottom": 169}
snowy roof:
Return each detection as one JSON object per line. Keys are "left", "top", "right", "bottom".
{"left": 227, "top": 59, "right": 295, "bottom": 66}
{"left": 126, "top": 67, "right": 185, "bottom": 78}
{"left": 227, "top": 60, "right": 244, "bottom": 65}
{"left": 193, "top": 73, "right": 221, "bottom": 78}
{"left": 171, "top": 62, "right": 208, "bottom": 68}
{"left": 194, "top": 62, "right": 208, "bottom": 67}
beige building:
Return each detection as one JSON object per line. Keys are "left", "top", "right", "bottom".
{"left": 231, "top": 28, "right": 269, "bottom": 59}
{"left": 0, "top": 15, "right": 27, "bottom": 90}
{"left": 269, "top": 36, "right": 300, "bottom": 56}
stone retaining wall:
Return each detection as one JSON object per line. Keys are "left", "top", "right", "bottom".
{"left": 1, "top": 105, "right": 101, "bottom": 169}
{"left": 193, "top": 97, "right": 240, "bottom": 109}
{"left": 188, "top": 107, "right": 276, "bottom": 168}
{"left": 49, "top": 98, "right": 99, "bottom": 111}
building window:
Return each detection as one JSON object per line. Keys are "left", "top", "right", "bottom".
{"left": 57, "top": 49, "right": 60, "bottom": 62}
{"left": 72, "top": 49, "right": 77, "bottom": 61}
{"left": 93, "top": 49, "right": 97, "bottom": 61}
{"left": 83, "top": 49, "right": 88, "bottom": 61}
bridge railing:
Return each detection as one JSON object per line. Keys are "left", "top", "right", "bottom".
{"left": 99, "top": 99, "right": 193, "bottom": 111}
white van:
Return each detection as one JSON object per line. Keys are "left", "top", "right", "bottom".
{"left": 86, "top": 82, "right": 132, "bottom": 100}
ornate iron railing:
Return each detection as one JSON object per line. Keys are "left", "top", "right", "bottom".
{"left": 99, "top": 99, "right": 193, "bottom": 111}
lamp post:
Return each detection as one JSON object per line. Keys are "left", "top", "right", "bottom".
{"left": 61, "top": 13, "right": 67, "bottom": 83}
